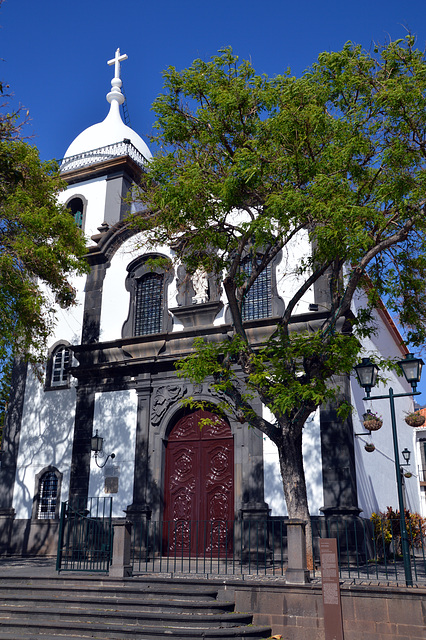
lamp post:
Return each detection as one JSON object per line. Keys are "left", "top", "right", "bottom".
{"left": 354, "top": 353, "right": 424, "bottom": 587}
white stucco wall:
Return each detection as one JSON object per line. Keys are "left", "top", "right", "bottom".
{"left": 88, "top": 389, "right": 138, "bottom": 517}
{"left": 263, "top": 408, "right": 323, "bottom": 516}
{"left": 57, "top": 177, "right": 107, "bottom": 244}
{"left": 12, "top": 375, "right": 76, "bottom": 519}
{"left": 275, "top": 230, "right": 316, "bottom": 315}
{"left": 46, "top": 273, "right": 86, "bottom": 350}
{"left": 352, "top": 373, "right": 421, "bottom": 517}
{"left": 99, "top": 236, "right": 181, "bottom": 342}
{"left": 351, "top": 291, "right": 421, "bottom": 517}
{"left": 99, "top": 227, "right": 317, "bottom": 343}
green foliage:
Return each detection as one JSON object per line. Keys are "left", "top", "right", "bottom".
{"left": 136, "top": 38, "right": 426, "bottom": 345}
{"left": 0, "top": 85, "right": 88, "bottom": 371}
{"left": 371, "top": 508, "right": 426, "bottom": 557}
{"left": 132, "top": 37, "right": 426, "bottom": 521}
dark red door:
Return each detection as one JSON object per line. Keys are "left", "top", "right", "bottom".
{"left": 163, "top": 410, "right": 234, "bottom": 556}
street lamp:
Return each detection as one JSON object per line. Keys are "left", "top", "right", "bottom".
{"left": 401, "top": 447, "right": 411, "bottom": 466}
{"left": 354, "top": 353, "right": 424, "bottom": 587}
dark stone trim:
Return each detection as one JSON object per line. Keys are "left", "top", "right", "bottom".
{"left": 62, "top": 155, "right": 144, "bottom": 186}
{"left": 126, "top": 385, "right": 153, "bottom": 520}
{"left": 68, "top": 385, "right": 96, "bottom": 505}
{"left": 320, "top": 374, "right": 360, "bottom": 515}
{"left": 170, "top": 301, "right": 224, "bottom": 328}
{"left": 122, "top": 253, "right": 174, "bottom": 339}
{"left": 81, "top": 262, "right": 109, "bottom": 344}
{"left": 104, "top": 169, "right": 132, "bottom": 225}
{"left": 70, "top": 310, "right": 332, "bottom": 386}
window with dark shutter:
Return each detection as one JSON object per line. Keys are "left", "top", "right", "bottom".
{"left": 135, "top": 273, "right": 164, "bottom": 335}
{"left": 241, "top": 257, "right": 272, "bottom": 321}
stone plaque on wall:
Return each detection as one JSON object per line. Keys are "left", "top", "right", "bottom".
{"left": 104, "top": 477, "right": 119, "bottom": 494}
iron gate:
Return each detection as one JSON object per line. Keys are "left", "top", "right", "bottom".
{"left": 56, "top": 497, "right": 113, "bottom": 573}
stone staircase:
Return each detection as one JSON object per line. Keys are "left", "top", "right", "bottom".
{"left": 0, "top": 574, "right": 272, "bottom": 639}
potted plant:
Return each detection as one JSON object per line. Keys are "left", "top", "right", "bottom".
{"left": 364, "top": 442, "right": 376, "bottom": 453}
{"left": 363, "top": 410, "right": 383, "bottom": 431}
{"left": 404, "top": 412, "right": 425, "bottom": 428}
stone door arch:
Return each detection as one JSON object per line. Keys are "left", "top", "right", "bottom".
{"left": 163, "top": 409, "right": 234, "bottom": 556}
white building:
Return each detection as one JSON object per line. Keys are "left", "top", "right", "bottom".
{"left": 0, "top": 49, "right": 423, "bottom": 557}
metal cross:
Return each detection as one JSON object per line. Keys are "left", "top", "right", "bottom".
{"left": 107, "top": 48, "right": 128, "bottom": 80}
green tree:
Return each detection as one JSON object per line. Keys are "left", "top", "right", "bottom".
{"left": 0, "top": 81, "right": 88, "bottom": 374}
{"left": 132, "top": 38, "right": 426, "bottom": 559}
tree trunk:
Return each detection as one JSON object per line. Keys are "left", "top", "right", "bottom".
{"left": 277, "top": 426, "right": 314, "bottom": 570}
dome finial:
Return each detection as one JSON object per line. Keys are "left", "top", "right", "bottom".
{"left": 106, "top": 48, "right": 128, "bottom": 106}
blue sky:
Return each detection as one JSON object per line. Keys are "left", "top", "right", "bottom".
{"left": 1, "top": 0, "right": 426, "bottom": 161}
{"left": 2, "top": 0, "right": 426, "bottom": 401}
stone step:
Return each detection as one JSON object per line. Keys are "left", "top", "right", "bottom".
{"left": 0, "top": 618, "right": 272, "bottom": 639}
{"left": 0, "top": 581, "right": 221, "bottom": 602}
{"left": 0, "top": 604, "right": 253, "bottom": 627}
{"left": 0, "top": 592, "right": 234, "bottom": 614}
{"left": 0, "top": 574, "right": 271, "bottom": 640}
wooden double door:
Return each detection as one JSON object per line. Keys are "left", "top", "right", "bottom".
{"left": 163, "top": 410, "right": 234, "bottom": 556}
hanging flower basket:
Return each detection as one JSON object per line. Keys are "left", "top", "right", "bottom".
{"left": 404, "top": 413, "right": 425, "bottom": 428}
{"left": 363, "top": 411, "right": 383, "bottom": 431}
{"left": 364, "top": 443, "right": 375, "bottom": 453}
{"left": 404, "top": 471, "right": 413, "bottom": 479}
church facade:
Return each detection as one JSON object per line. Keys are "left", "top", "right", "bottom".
{"left": 0, "top": 50, "right": 423, "bottom": 557}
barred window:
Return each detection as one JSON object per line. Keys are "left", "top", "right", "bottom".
{"left": 51, "top": 346, "right": 71, "bottom": 386}
{"left": 37, "top": 471, "right": 58, "bottom": 520}
{"left": 241, "top": 257, "right": 272, "bottom": 321}
{"left": 135, "top": 273, "right": 164, "bottom": 335}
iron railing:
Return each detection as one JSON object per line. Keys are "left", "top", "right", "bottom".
{"left": 131, "top": 519, "right": 287, "bottom": 576}
{"left": 312, "top": 516, "right": 426, "bottom": 585}
{"left": 129, "top": 517, "right": 426, "bottom": 585}
{"left": 59, "top": 140, "right": 149, "bottom": 172}
{"left": 56, "top": 497, "right": 113, "bottom": 573}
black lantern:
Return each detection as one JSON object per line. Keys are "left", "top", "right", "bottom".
{"left": 401, "top": 447, "right": 411, "bottom": 466}
{"left": 354, "top": 358, "right": 379, "bottom": 397}
{"left": 90, "top": 430, "right": 115, "bottom": 468}
{"left": 397, "top": 353, "right": 424, "bottom": 391}
{"left": 90, "top": 430, "right": 104, "bottom": 454}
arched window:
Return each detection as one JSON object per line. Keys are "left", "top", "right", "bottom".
{"left": 32, "top": 467, "right": 62, "bottom": 520}
{"left": 66, "top": 197, "right": 84, "bottom": 228}
{"left": 122, "top": 254, "right": 174, "bottom": 338}
{"left": 51, "top": 346, "right": 71, "bottom": 387}
{"left": 135, "top": 272, "right": 164, "bottom": 335}
{"left": 241, "top": 256, "right": 272, "bottom": 321}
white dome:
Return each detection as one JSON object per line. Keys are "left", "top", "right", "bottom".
{"left": 61, "top": 50, "right": 151, "bottom": 171}
{"left": 64, "top": 100, "right": 152, "bottom": 161}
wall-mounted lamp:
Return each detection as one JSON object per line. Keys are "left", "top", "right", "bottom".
{"left": 90, "top": 430, "right": 115, "bottom": 469}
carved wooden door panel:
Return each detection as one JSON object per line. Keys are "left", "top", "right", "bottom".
{"left": 163, "top": 410, "right": 234, "bottom": 556}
